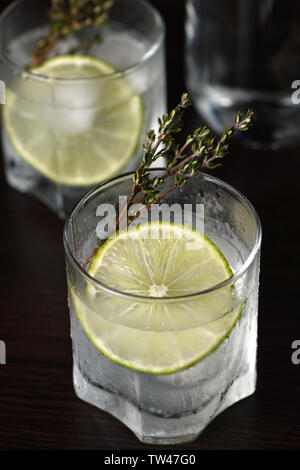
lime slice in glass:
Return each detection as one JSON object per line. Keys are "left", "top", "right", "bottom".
{"left": 71, "top": 221, "right": 242, "bottom": 374}
{"left": 3, "top": 55, "right": 143, "bottom": 186}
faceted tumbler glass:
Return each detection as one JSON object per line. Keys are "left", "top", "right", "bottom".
{"left": 63, "top": 170, "right": 262, "bottom": 444}
{"left": 0, "top": 0, "right": 166, "bottom": 218}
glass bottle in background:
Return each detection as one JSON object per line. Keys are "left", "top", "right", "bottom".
{"left": 185, "top": 0, "right": 300, "bottom": 149}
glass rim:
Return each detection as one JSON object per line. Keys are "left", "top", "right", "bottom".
{"left": 63, "top": 169, "right": 262, "bottom": 302}
{"left": 0, "top": 0, "right": 165, "bottom": 84}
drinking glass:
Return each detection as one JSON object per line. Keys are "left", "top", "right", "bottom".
{"left": 63, "top": 169, "right": 262, "bottom": 445}
{"left": 0, "top": 0, "right": 166, "bottom": 218}
{"left": 185, "top": 0, "right": 300, "bottom": 149}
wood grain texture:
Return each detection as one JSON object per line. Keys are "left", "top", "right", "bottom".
{"left": 0, "top": 0, "right": 299, "bottom": 450}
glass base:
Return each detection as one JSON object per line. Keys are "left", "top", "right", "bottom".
{"left": 186, "top": 77, "right": 300, "bottom": 150}
{"left": 73, "top": 362, "right": 256, "bottom": 445}
{"left": 2, "top": 129, "right": 166, "bottom": 220}
{"left": 2, "top": 129, "right": 84, "bottom": 218}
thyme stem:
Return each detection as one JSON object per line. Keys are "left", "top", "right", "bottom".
{"left": 30, "top": 0, "right": 114, "bottom": 67}
{"left": 82, "top": 93, "right": 254, "bottom": 269}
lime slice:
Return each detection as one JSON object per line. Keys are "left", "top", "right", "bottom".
{"left": 3, "top": 55, "right": 143, "bottom": 186}
{"left": 71, "top": 221, "right": 242, "bottom": 374}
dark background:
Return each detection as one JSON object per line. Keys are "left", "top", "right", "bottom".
{"left": 0, "top": 0, "right": 299, "bottom": 450}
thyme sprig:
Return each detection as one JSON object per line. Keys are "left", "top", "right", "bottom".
{"left": 30, "top": 0, "right": 114, "bottom": 67}
{"left": 115, "top": 93, "right": 253, "bottom": 231}
{"left": 82, "top": 93, "right": 254, "bottom": 269}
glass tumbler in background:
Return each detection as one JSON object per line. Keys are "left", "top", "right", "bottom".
{"left": 64, "top": 170, "right": 262, "bottom": 444}
{"left": 185, "top": 0, "right": 300, "bottom": 149}
{"left": 0, "top": 0, "right": 166, "bottom": 218}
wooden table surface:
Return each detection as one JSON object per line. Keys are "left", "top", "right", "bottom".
{"left": 0, "top": 0, "right": 300, "bottom": 451}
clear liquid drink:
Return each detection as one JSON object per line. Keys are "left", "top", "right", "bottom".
{"left": 0, "top": 0, "right": 166, "bottom": 218}
{"left": 185, "top": 0, "right": 300, "bottom": 149}
{"left": 64, "top": 171, "right": 262, "bottom": 444}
